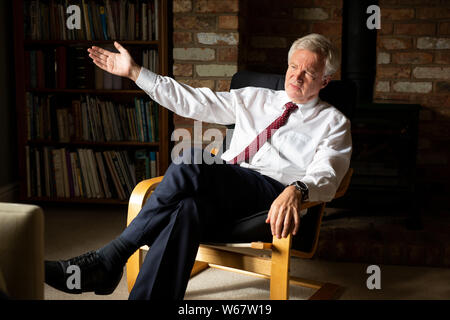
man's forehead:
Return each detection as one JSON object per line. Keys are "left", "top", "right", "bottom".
{"left": 289, "top": 49, "right": 325, "bottom": 68}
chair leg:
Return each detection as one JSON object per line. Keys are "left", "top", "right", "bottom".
{"left": 190, "top": 261, "right": 209, "bottom": 278}
{"left": 270, "top": 235, "right": 292, "bottom": 300}
{"left": 126, "top": 249, "right": 144, "bottom": 293}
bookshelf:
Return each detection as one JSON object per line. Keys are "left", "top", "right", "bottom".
{"left": 13, "top": 0, "right": 170, "bottom": 205}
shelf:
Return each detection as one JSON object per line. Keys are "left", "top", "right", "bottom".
{"left": 15, "top": 0, "right": 170, "bottom": 205}
{"left": 27, "top": 140, "right": 159, "bottom": 148}
{"left": 24, "top": 197, "right": 128, "bottom": 205}
{"left": 27, "top": 88, "right": 146, "bottom": 94}
{"left": 24, "top": 40, "right": 160, "bottom": 46}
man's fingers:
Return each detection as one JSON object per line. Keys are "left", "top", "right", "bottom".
{"left": 114, "top": 41, "right": 126, "bottom": 54}
{"left": 92, "top": 59, "right": 108, "bottom": 71}
{"left": 281, "top": 210, "right": 292, "bottom": 238}
{"left": 274, "top": 208, "right": 286, "bottom": 239}
{"left": 292, "top": 208, "right": 300, "bottom": 236}
{"left": 265, "top": 208, "right": 272, "bottom": 224}
{"left": 88, "top": 49, "right": 109, "bottom": 62}
{"left": 89, "top": 46, "right": 110, "bottom": 55}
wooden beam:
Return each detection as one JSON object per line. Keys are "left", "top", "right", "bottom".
{"left": 309, "top": 283, "right": 341, "bottom": 300}
{"left": 196, "top": 246, "right": 272, "bottom": 276}
{"left": 190, "top": 261, "right": 209, "bottom": 278}
{"left": 270, "top": 235, "right": 292, "bottom": 300}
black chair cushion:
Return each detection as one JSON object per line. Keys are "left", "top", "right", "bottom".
{"left": 206, "top": 206, "right": 323, "bottom": 253}
{"left": 229, "top": 70, "right": 356, "bottom": 119}
{"left": 221, "top": 70, "right": 353, "bottom": 252}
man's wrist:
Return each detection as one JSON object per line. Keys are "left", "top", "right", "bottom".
{"left": 288, "top": 181, "right": 309, "bottom": 202}
{"left": 129, "top": 64, "right": 142, "bottom": 82}
{"left": 286, "top": 185, "right": 302, "bottom": 198}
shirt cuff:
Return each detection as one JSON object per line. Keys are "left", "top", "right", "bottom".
{"left": 135, "top": 67, "right": 158, "bottom": 96}
{"left": 299, "top": 178, "right": 321, "bottom": 203}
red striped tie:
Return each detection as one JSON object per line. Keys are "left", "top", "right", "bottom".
{"left": 228, "top": 102, "right": 298, "bottom": 164}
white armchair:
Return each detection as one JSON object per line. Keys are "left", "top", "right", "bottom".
{"left": 0, "top": 202, "right": 44, "bottom": 299}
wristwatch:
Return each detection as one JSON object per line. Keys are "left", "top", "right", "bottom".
{"left": 289, "top": 181, "right": 309, "bottom": 202}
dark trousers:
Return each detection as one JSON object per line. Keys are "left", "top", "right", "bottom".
{"left": 119, "top": 149, "right": 285, "bottom": 299}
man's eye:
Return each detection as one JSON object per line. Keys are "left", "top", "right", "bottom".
{"left": 306, "top": 72, "right": 316, "bottom": 79}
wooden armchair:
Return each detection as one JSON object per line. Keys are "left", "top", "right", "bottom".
{"left": 126, "top": 71, "right": 356, "bottom": 299}
{"left": 126, "top": 168, "right": 353, "bottom": 299}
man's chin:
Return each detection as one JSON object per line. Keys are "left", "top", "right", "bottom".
{"left": 286, "top": 91, "right": 305, "bottom": 102}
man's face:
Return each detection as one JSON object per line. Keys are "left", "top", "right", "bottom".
{"left": 284, "top": 49, "right": 330, "bottom": 104}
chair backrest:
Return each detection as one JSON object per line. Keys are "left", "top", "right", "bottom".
{"left": 229, "top": 70, "right": 356, "bottom": 118}
{"left": 222, "top": 70, "right": 356, "bottom": 152}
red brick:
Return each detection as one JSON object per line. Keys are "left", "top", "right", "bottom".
{"left": 311, "top": 22, "right": 342, "bottom": 36}
{"left": 417, "top": 37, "right": 450, "bottom": 49}
{"left": 173, "top": 16, "right": 216, "bottom": 30}
{"left": 377, "top": 65, "right": 411, "bottom": 78}
{"left": 216, "top": 80, "right": 231, "bottom": 91}
{"left": 397, "top": 0, "right": 441, "bottom": 4}
{"left": 173, "top": 0, "right": 192, "bottom": 13}
{"left": 393, "top": 81, "right": 432, "bottom": 93}
{"left": 382, "top": 8, "right": 415, "bottom": 21}
{"left": 379, "top": 23, "right": 394, "bottom": 35}
{"left": 173, "top": 32, "right": 193, "bottom": 45}
{"left": 218, "top": 15, "right": 239, "bottom": 29}
{"left": 394, "top": 23, "right": 436, "bottom": 35}
{"left": 293, "top": 8, "right": 330, "bottom": 20}
{"left": 173, "top": 114, "right": 195, "bottom": 126}
{"left": 436, "top": 82, "right": 450, "bottom": 93}
{"left": 178, "top": 79, "right": 216, "bottom": 90}
{"left": 250, "top": 0, "right": 292, "bottom": 18}
{"left": 413, "top": 67, "right": 450, "bottom": 79}
{"left": 194, "top": 0, "right": 239, "bottom": 13}
{"left": 289, "top": 0, "right": 316, "bottom": 7}
{"left": 379, "top": 0, "right": 399, "bottom": 5}
{"left": 332, "top": 8, "right": 342, "bottom": 20}
{"left": 438, "top": 22, "right": 450, "bottom": 35}
{"left": 392, "top": 52, "right": 433, "bottom": 64}
{"left": 217, "top": 47, "right": 238, "bottom": 62}
{"left": 173, "top": 63, "right": 193, "bottom": 77}
{"left": 416, "top": 7, "right": 450, "bottom": 20}
{"left": 314, "top": 0, "right": 343, "bottom": 7}
{"left": 379, "top": 37, "right": 412, "bottom": 50}
{"left": 248, "top": 18, "right": 309, "bottom": 36}
{"left": 435, "top": 52, "right": 450, "bottom": 64}
{"left": 373, "top": 92, "right": 413, "bottom": 102}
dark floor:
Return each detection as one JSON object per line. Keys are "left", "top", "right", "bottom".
{"left": 41, "top": 203, "right": 450, "bottom": 300}
{"left": 318, "top": 207, "right": 450, "bottom": 268}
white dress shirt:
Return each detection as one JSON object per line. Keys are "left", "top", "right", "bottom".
{"left": 136, "top": 68, "right": 352, "bottom": 203}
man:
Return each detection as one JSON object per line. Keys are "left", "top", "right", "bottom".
{"left": 45, "top": 34, "right": 352, "bottom": 299}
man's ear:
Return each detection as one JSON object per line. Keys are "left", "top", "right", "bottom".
{"left": 321, "top": 76, "right": 331, "bottom": 89}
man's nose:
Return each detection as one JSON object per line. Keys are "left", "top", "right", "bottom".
{"left": 294, "top": 70, "right": 305, "bottom": 82}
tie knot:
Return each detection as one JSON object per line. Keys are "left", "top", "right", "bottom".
{"left": 284, "top": 102, "right": 298, "bottom": 112}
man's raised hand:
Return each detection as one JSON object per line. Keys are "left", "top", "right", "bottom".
{"left": 87, "top": 41, "right": 141, "bottom": 82}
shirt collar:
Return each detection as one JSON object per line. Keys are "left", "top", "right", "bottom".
{"left": 278, "top": 91, "right": 319, "bottom": 118}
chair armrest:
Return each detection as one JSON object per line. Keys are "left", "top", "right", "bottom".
{"left": 334, "top": 168, "right": 353, "bottom": 199}
{"left": 127, "top": 176, "right": 164, "bottom": 226}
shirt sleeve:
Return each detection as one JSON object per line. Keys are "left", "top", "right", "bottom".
{"left": 301, "top": 114, "right": 352, "bottom": 202}
{"left": 135, "top": 67, "right": 236, "bottom": 125}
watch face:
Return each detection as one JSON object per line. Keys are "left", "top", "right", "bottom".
{"left": 296, "top": 181, "right": 307, "bottom": 191}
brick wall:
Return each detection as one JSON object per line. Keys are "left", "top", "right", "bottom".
{"left": 374, "top": 0, "right": 450, "bottom": 211}
{"left": 171, "top": 0, "right": 343, "bottom": 150}
{"left": 239, "top": 0, "right": 343, "bottom": 79}
{"left": 172, "top": 0, "right": 239, "bottom": 147}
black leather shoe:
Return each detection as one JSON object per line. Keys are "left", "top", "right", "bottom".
{"left": 45, "top": 250, "right": 123, "bottom": 295}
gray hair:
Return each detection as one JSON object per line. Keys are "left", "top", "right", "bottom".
{"left": 288, "top": 34, "right": 340, "bottom": 78}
